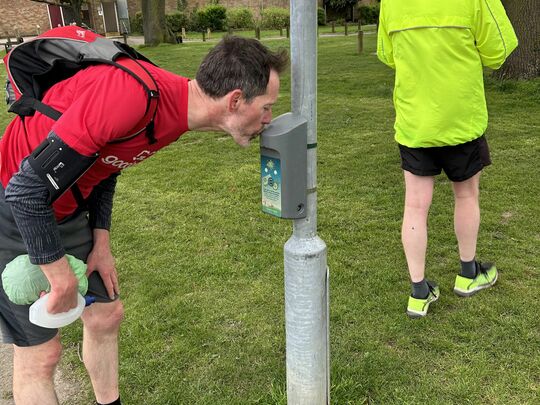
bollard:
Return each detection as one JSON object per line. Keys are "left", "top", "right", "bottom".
{"left": 286, "top": 26, "right": 290, "bottom": 38}
{"left": 122, "top": 32, "right": 128, "bottom": 44}
{"left": 207, "top": 28, "right": 211, "bottom": 39}
{"left": 357, "top": 30, "right": 364, "bottom": 54}
{"left": 181, "top": 27, "right": 186, "bottom": 40}
{"left": 202, "top": 31, "right": 206, "bottom": 42}
{"left": 255, "top": 26, "right": 261, "bottom": 39}
{"left": 331, "top": 21, "right": 335, "bottom": 33}
{"left": 344, "top": 21, "right": 348, "bottom": 36}
{"left": 5, "top": 36, "right": 12, "bottom": 53}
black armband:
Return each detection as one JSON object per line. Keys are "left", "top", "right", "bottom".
{"left": 27, "top": 133, "right": 98, "bottom": 204}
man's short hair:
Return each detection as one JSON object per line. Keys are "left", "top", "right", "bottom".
{"left": 195, "top": 36, "right": 288, "bottom": 102}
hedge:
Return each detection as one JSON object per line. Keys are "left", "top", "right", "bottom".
{"left": 358, "top": 5, "right": 380, "bottom": 25}
{"left": 260, "top": 7, "right": 289, "bottom": 29}
{"left": 197, "top": 5, "right": 227, "bottom": 31}
{"left": 318, "top": 7, "right": 326, "bottom": 26}
{"left": 226, "top": 7, "right": 254, "bottom": 29}
{"left": 166, "top": 11, "right": 188, "bottom": 33}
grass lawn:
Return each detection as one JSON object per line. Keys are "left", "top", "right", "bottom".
{"left": 1, "top": 33, "right": 539, "bottom": 404}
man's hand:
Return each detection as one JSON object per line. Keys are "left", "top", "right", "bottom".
{"left": 40, "top": 257, "right": 79, "bottom": 314}
{"left": 87, "top": 229, "right": 119, "bottom": 300}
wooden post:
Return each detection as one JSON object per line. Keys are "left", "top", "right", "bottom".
{"left": 331, "top": 21, "right": 335, "bottom": 33}
{"left": 344, "top": 21, "right": 348, "bottom": 36}
{"left": 202, "top": 31, "right": 206, "bottom": 42}
{"left": 286, "top": 26, "right": 290, "bottom": 38}
{"left": 255, "top": 26, "right": 261, "bottom": 39}
{"left": 357, "top": 12, "right": 363, "bottom": 54}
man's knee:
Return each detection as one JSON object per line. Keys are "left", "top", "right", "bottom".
{"left": 82, "top": 300, "right": 124, "bottom": 333}
{"left": 405, "top": 197, "right": 432, "bottom": 212}
{"left": 453, "top": 172, "right": 481, "bottom": 199}
{"left": 14, "top": 336, "right": 62, "bottom": 377}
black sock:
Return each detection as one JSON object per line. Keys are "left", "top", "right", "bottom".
{"left": 412, "top": 279, "right": 429, "bottom": 299}
{"left": 96, "top": 398, "right": 121, "bottom": 405}
{"left": 460, "top": 259, "right": 477, "bottom": 279}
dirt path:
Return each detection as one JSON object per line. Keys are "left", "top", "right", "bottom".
{"left": 0, "top": 343, "right": 87, "bottom": 404}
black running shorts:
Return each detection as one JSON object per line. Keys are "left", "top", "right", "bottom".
{"left": 0, "top": 186, "right": 116, "bottom": 347}
{"left": 398, "top": 135, "right": 492, "bottom": 182}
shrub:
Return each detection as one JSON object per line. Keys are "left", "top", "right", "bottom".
{"left": 197, "top": 5, "right": 227, "bottom": 31}
{"left": 226, "top": 7, "right": 254, "bottom": 29}
{"left": 358, "top": 5, "right": 380, "bottom": 25}
{"left": 317, "top": 7, "right": 326, "bottom": 26}
{"left": 260, "top": 7, "right": 289, "bottom": 29}
{"left": 130, "top": 11, "right": 143, "bottom": 34}
{"left": 185, "top": 10, "right": 200, "bottom": 31}
{"left": 166, "top": 11, "right": 188, "bottom": 33}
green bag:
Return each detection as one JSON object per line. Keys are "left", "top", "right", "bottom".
{"left": 1, "top": 254, "right": 88, "bottom": 305}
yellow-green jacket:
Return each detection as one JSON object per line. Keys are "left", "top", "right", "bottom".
{"left": 377, "top": 0, "right": 518, "bottom": 147}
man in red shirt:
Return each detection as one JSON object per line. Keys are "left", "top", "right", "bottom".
{"left": 0, "top": 36, "right": 287, "bottom": 405}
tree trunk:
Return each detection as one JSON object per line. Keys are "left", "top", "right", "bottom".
{"left": 70, "top": 0, "right": 83, "bottom": 26}
{"left": 493, "top": 0, "right": 540, "bottom": 79}
{"left": 142, "top": 0, "right": 165, "bottom": 46}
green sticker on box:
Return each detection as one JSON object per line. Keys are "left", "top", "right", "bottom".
{"left": 261, "top": 155, "right": 282, "bottom": 217}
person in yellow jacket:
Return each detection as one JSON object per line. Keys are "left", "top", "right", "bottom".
{"left": 377, "top": 0, "right": 518, "bottom": 318}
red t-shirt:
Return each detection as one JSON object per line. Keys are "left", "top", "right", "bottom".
{"left": 0, "top": 61, "right": 189, "bottom": 219}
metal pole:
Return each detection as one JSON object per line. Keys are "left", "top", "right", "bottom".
{"left": 287, "top": 1, "right": 329, "bottom": 404}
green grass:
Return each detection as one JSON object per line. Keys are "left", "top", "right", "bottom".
{"left": 1, "top": 34, "right": 539, "bottom": 404}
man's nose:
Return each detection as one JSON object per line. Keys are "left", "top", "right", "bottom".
{"left": 262, "top": 111, "right": 272, "bottom": 124}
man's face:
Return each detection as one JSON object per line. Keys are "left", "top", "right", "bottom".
{"left": 228, "top": 70, "right": 280, "bottom": 147}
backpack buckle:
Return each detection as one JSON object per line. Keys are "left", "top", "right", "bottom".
{"left": 149, "top": 90, "right": 159, "bottom": 98}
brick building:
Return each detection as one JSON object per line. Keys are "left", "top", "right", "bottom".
{"left": 0, "top": 0, "right": 49, "bottom": 37}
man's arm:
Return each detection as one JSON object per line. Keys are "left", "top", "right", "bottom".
{"left": 473, "top": 0, "right": 518, "bottom": 69}
{"left": 87, "top": 172, "right": 120, "bottom": 231}
{"left": 86, "top": 173, "right": 121, "bottom": 299}
{"left": 5, "top": 158, "right": 78, "bottom": 313}
{"left": 376, "top": 1, "right": 395, "bottom": 69}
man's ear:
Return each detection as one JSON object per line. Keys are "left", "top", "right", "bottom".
{"left": 227, "top": 89, "right": 243, "bottom": 112}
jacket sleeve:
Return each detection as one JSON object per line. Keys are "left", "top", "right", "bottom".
{"left": 87, "top": 172, "right": 120, "bottom": 231}
{"left": 376, "top": 3, "right": 395, "bottom": 69}
{"left": 5, "top": 158, "right": 65, "bottom": 264}
{"left": 473, "top": 0, "right": 518, "bottom": 69}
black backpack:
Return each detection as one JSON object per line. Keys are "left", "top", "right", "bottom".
{"left": 4, "top": 25, "right": 159, "bottom": 144}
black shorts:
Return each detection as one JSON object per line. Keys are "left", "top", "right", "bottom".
{"left": 398, "top": 135, "right": 492, "bottom": 182}
{"left": 0, "top": 186, "right": 116, "bottom": 347}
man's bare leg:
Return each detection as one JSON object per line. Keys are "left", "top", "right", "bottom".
{"left": 81, "top": 300, "right": 124, "bottom": 404}
{"left": 402, "top": 171, "right": 435, "bottom": 283}
{"left": 452, "top": 172, "right": 481, "bottom": 263}
{"left": 13, "top": 334, "right": 62, "bottom": 405}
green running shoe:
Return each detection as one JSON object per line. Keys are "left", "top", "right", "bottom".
{"left": 454, "top": 262, "right": 498, "bottom": 297}
{"left": 406, "top": 281, "right": 440, "bottom": 318}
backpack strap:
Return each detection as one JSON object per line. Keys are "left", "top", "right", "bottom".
{"left": 9, "top": 56, "right": 159, "bottom": 145}
{"left": 9, "top": 96, "right": 62, "bottom": 121}
{"left": 107, "top": 57, "right": 160, "bottom": 145}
